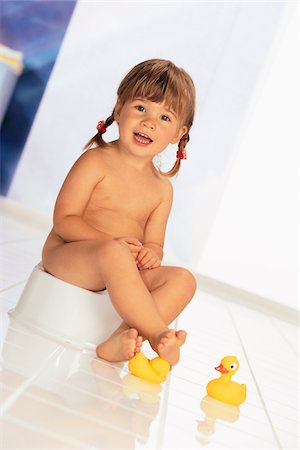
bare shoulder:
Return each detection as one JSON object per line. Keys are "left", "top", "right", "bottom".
{"left": 56, "top": 148, "right": 109, "bottom": 199}
{"left": 157, "top": 174, "right": 173, "bottom": 202}
{"left": 77, "top": 147, "right": 105, "bottom": 165}
{"left": 70, "top": 147, "right": 107, "bottom": 179}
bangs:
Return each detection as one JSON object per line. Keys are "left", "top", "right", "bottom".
{"left": 117, "top": 60, "right": 195, "bottom": 125}
{"left": 130, "top": 75, "right": 183, "bottom": 115}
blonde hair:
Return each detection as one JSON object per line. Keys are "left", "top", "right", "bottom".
{"left": 84, "top": 59, "right": 196, "bottom": 177}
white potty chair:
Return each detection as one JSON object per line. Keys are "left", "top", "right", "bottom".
{"left": 9, "top": 263, "right": 122, "bottom": 349}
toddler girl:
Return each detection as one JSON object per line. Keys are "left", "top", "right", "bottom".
{"left": 42, "top": 59, "right": 197, "bottom": 366}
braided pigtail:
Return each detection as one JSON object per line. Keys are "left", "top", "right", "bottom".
{"left": 83, "top": 111, "right": 115, "bottom": 151}
{"left": 159, "top": 131, "right": 190, "bottom": 177}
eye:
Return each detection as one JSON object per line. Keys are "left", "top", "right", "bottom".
{"left": 230, "top": 363, "right": 237, "bottom": 370}
{"left": 161, "top": 115, "right": 171, "bottom": 122}
{"left": 135, "top": 105, "right": 145, "bottom": 112}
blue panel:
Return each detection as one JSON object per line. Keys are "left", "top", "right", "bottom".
{"left": 0, "top": 0, "right": 76, "bottom": 194}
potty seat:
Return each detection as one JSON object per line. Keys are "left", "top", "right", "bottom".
{"left": 8, "top": 263, "right": 122, "bottom": 349}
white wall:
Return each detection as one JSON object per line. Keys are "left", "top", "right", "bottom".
{"left": 8, "top": 1, "right": 294, "bottom": 305}
{"left": 197, "top": 8, "right": 298, "bottom": 309}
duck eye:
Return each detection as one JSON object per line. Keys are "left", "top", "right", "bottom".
{"left": 230, "top": 363, "right": 237, "bottom": 370}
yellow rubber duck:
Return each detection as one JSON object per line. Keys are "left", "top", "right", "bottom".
{"left": 206, "top": 356, "right": 247, "bottom": 406}
{"left": 128, "top": 352, "right": 171, "bottom": 383}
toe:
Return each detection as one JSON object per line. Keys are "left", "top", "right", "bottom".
{"left": 176, "top": 330, "right": 187, "bottom": 343}
{"left": 127, "top": 328, "right": 138, "bottom": 339}
{"left": 135, "top": 339, "right": 143, "bottom": 351}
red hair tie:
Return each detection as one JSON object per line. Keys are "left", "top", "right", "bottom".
{"left": 96, "top": 120, "right": 107, "bottom": 134}
{"left": 176, "top": 149, "right": 187, "bottom": 160}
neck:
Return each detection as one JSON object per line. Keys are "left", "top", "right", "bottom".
{"left": 115, "top": 140, "right": 154, "bottom": 172}
{"left": 220, "top": 373, "right": 233, "bottom": 383}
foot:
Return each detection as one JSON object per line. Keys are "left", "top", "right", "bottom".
{"left": 153, "top": 329, "right": 187, "bottom": 366}
{"left": 96, "top": 328, "right": 143, "bottom": 363}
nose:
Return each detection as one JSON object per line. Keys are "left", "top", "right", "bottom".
{"left": 141, "top": 115, "right": 156, "bottom": 130}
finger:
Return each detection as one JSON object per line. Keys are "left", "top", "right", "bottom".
{"left": 151, "top": 259, "right": 161, "bottom": 268}
{"left": 138, "top": 248, "right": 150, "bottom": 258}
{"left": 137, "top": 250, "right": 153, "bottom": 265}
{"left": 138, "top": 254, "right": 153, "bottom": 267}
{"left": 141, "top": 258, "right": 161, "bottom": 270}
{"left": 139, "top": 256, "right": 157, "bottom": 270}
{"left": 123, "top": 237, "right": 143, "bottom": 246}
{"left": 128, "top": 244, "right": 144, "bottom": 253}
{"left": 136, "top": 247, "right": 148, "bottom": 262}
{"left": 138, "top": 258, "right": 154, "bottom": 269}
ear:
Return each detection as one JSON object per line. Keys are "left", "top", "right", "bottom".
{"left": 170, "top": 125, "right": 188, "bottom": 145}
{"left": 114, "top": 98, "right": 123, "bottom": 123}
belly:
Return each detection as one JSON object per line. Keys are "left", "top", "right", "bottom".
{"left": 83, "top": 208, "right": 145, "bottom": 241}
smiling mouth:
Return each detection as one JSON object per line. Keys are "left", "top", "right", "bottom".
{"left": 134, "top": 132, "right": 153, "bottom": 144}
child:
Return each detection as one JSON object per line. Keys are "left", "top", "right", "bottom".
{"left": 42, "top": 59, "right": 197, "bottom": 367}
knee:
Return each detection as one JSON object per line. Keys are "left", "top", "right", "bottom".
{"left": 175, "top": 267, "right": 197, "bottom": 297}
{"left": 96, "top": 239, "right": 131, "bottom": 262}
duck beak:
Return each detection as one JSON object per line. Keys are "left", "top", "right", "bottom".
{"left": 215, "top": 364, "right": 229, "bottom": 374}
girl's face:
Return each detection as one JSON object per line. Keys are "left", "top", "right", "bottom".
{"left": 114, "top": 98, "right": 187, "bottom": 160}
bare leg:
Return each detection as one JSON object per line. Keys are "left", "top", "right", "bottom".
{"left": 95, "top": 242, "right": 185, "bottom": 364}
{"left": 139, "top": 266, "right": 196, "bottom": 324}
{"left": 42, "top": 238, "right": 191, "bottom": 364}
{"left": 96, "top": 241, "right": 169, "bottom": 338}
{"left": 98, "top": 266, "right": 197, "bottom": 365}
{"left": 143, "top": 267, "right": 196, "bottom": 364}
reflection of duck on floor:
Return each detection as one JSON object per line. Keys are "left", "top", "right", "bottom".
{"left": 196, "top": 394, "right": 240, "bottom": 443}
{"left": 91, "top": 357, "right": 161, "bottom": 446}
{"left": 123, "top": 373, "right": 163, "bottom": 403}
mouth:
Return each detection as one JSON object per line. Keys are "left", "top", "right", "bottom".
{"left": 215, "top": 364, "right": 229, "bottom": 374}
{"left": 133, "top": 132, "right": 153, "bottom": 145}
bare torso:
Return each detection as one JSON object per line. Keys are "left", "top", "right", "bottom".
{"left": 43, "top": 146, "right": 166, "bottom": 253}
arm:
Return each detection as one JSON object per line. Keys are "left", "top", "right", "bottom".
{"left": 137, "top": 180, "right": 173, "bottom": 269}
{"left": 53, "top": 150, "right": 112, "bottom": 242}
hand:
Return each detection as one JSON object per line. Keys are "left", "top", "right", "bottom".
{"left": 115, "top": 237, "right": 143, "bottom": 255}
{"left": 135, "top": 245, "right": 161, "bottom": 270}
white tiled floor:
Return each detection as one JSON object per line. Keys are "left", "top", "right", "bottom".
{"left": 1, "top": 199, "right": 299, "bottom": 449}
